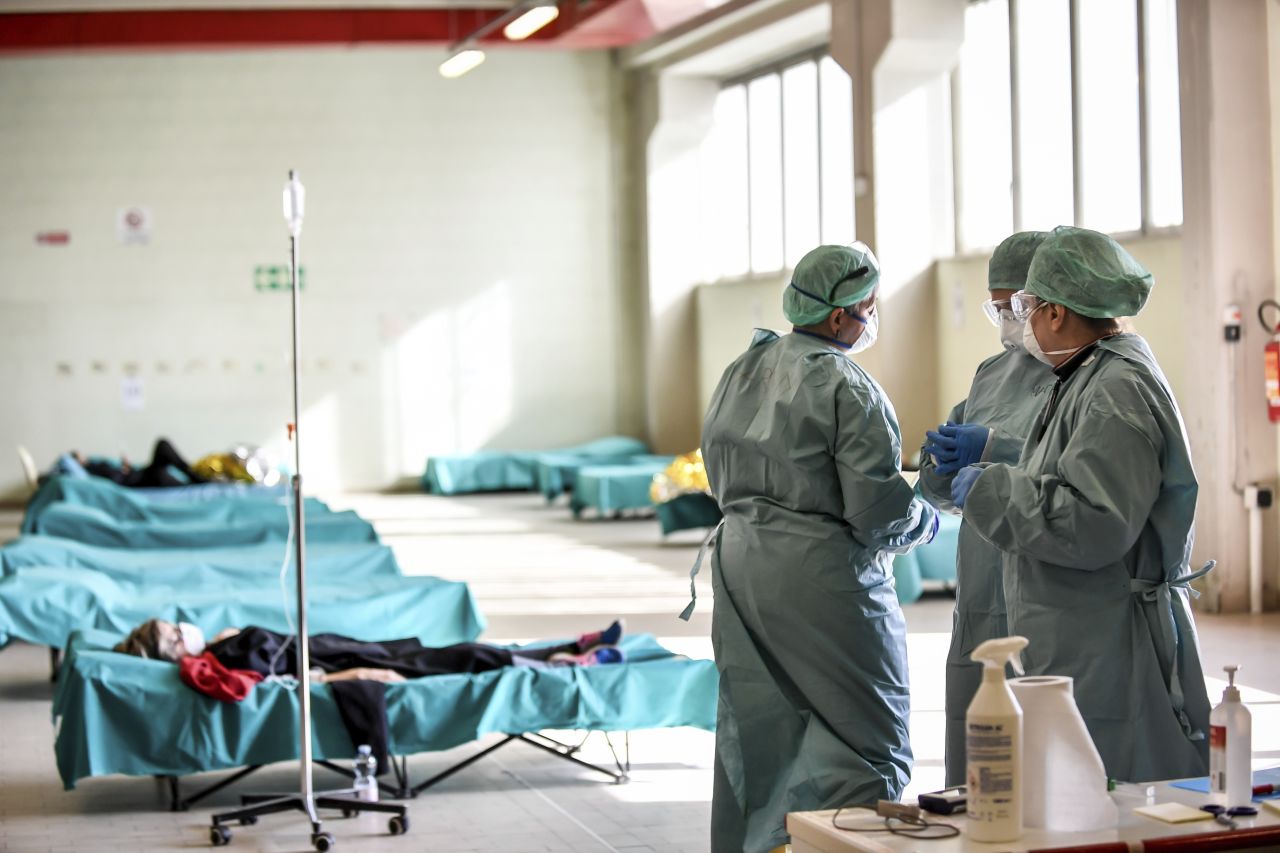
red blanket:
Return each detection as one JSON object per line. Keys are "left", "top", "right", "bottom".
{"left": 179, "top": 652, "right": 264, "bottom": 702}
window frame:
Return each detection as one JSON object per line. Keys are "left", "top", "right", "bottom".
{"left": 711, "top": 46, "right": 851, "bottom": 281}
{"left": 951, "top": 0, "right": 1182, "bottom": 255}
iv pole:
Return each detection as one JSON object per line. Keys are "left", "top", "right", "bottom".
{"left": 207, "top": 172, "right": 408, "bottom": 852}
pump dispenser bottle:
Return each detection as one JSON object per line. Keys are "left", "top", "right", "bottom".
{"left": 1210, "top": 665, "right": 1252, "bottom": 808}
{"left": 967, "top": 636, "right": 1028, "bottom": 843}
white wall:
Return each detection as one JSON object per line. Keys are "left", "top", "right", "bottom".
{"left": 0, "top": 47, "right": 627, "bottom": 497}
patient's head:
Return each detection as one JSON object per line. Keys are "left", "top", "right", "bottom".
{"left": 114, "top": 619, "right": 205, "bottom": 662}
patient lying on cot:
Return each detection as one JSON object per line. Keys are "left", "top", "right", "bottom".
{"left": 114, "top": 618, "right": 627, "bottom": 684}
{"left": 114, "top": 619, "right": 627, "bottom": 771}
{"left": 59, "top": 439, "right": 208, "bottom": 489}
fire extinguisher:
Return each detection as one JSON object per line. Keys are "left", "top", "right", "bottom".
{"left": 1259, "top": 299, "right": 1280, "bottom": 423}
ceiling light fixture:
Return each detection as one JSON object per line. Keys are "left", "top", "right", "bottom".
{"left": 439, "top": 46, "right": 486, "bottom": 78}
{"left": 503, "top": 3, "right": 560, "bottom": 41}
{"left": 439, "top": 2, "right": 561, "bottom": 79}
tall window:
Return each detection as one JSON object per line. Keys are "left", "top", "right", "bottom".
{"left": 703, "top": 52, "right": 857, "bottom": 280}
{"left": 1077, "top": 0, "right": 1142, "bottom": 233}
{"left": 955, "top": 0, "right": 1014, "bottom": 250}
{"left": 954, "top": 0, "right": 1183, "bottom": 251}
{"left": 1014, "top": 0, "right": 1074, "bottom": 234}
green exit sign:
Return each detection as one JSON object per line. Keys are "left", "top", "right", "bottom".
{"left": 254, "top": 265, "right": 307, "bottom": 292}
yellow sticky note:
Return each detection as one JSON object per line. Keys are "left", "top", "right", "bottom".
{"left": 1134, "top": 803, "right": 1214, "bottom": 824}
{"left": 1263, "top": 800, "right": 1280, "bottom": 817}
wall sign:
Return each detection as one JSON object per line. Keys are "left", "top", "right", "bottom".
{"left": 121, "top": 376, "right": 145, "bottom": 411}
{"left": 117, "top": 207, "right": 152, "bottom": 245}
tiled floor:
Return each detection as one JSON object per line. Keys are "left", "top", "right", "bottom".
{"left": 0, "top": 492, "right": 1276, "bottom": 852}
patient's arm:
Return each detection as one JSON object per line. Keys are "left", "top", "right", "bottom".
{"left": 321, "top": 667, "right": 406, "bottom": 684}
{"left": 213, "top": 628, "right": 241, "bottom": 643}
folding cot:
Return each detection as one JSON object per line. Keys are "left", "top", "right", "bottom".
{"left": 569, "top": 458, "right": 676, "bottom": 518}
{"left": 0, "top": 535, "right": 402, "bottom": 584}
{"left": 0, "top": 567, "right": 484, "bottom": 650}
{"left": 654, "top": 493, "right": 723, "bottom": 536}
{"left": 422, "top": 436, "right": 649, "bottom": 496}
{"left": 26, "top": 503, "right": 377, "bottom": 548}
{"left": 22, "top": 476, "right": 322, "bottom": 532}
{"left": 53, "top": 628, "right": 718, "bottom": 812}
{"left": 536, "top": 453, "right": 672, "bottom": 503}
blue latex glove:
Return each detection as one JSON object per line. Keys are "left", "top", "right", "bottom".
{"left": 922, "top": 511, "right": 940, "bottom": 545}
{"left": 925, "top": 422, "right": 992, "bottom": 475}
{"left": 950, "top": 466, "right": 983, "bottom": 509}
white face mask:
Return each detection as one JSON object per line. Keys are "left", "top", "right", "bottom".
{"left": 846, "top": 307, "right": 879, "bottom": 355}
{"left": 998, "top": 310, "right": 1023, "bottom": 351}
{"left": 178, "top": 621, "right": 206, "bottom": 656}
{"left": 1022, "top": 304, "right": 1079, "bottom": 366}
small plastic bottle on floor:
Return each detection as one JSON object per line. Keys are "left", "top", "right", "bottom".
{"left": 353, "top": 745, "right": 378, "bottom": 802}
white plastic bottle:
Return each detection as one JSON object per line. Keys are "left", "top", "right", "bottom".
{"left": 967, "top": 635, "right": 1029, "bottom": 843}
{"left": 353, "top": 744, "right": 378, "bottom": 802}
{"left": 1209, "top": 665, "right": 1252, "bottom": 808}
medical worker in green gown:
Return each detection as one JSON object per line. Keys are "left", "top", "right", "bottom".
{"left": 917, "top": 232, "right": 1055, "bottom": 786}
{"left": 949, "top": 226, "right": 1212, "bottom": 783}
{"left": 700, "top": 242, "right": 939, "bottom": 853}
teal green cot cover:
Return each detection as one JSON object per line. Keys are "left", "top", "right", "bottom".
{"left": 423, "top": 436, "right": 649, "bottom": 495}
{"left": 570, "top": 458, "right": 675, "bottom": 517}
{"left": 0, "top": 567, "right": 483, "bottom": 650}
{"left": 0, "top": 536, "right": 401, "bottom": 584}
{"left": 53, "top": 628, "right": 717, "bottom": 789}
{"left": 23, "top": 477, "right": 325, "bottom": 533}
{"left": 890, "top": 513, "right": 961, "bottom": 604}
{"left": 655, "top": 493, "right": 723, "bottom": 536}
{"left": 28, "top": 503, "right": 377, "bottom": 548}
{"left": 536, "top": 453, "right": 672, "bottom": 503}
{"left": 132, "top": 482, "right": 289, "bottom": 503}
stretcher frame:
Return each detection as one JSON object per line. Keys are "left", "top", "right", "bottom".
{"left": 160, "top": 730, "right": 631, "bottom": 811}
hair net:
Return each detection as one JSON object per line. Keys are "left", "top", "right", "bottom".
{"left": 783, "top": 243, "right": 881, "bottom": 326}
{"left": 988, "top": 231, "right": 1048, "bottom": 292}
{"left": 1025, "top": 226, "right": 1153, "bottom": 318}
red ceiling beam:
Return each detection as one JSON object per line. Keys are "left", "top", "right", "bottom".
{"left": 0, "top": 6, "right": 623, "bottom": 52}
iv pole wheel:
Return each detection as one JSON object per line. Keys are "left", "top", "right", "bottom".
{"left": 210, "top": 825, "right": 232, "bottom": 846}
{"left": 388, "top": 815, "right": 409, "bottom": 835}
{"left": 312, "top": 831, "right": 336, "bottom": 851}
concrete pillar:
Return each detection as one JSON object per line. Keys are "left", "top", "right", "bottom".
{"left": 828, "top": 0, "right": 961, "bottom": 454}
{"left": 1179, "top": 0, "right": 1279, "bottom": 611}
{"left": 641, "top": 74, "right": 718, "bottom": 452}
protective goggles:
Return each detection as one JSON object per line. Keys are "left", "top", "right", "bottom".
{"left": 1010, "top": 291, "right": 1044, "bottom": 322}
{"left": 981, "top": 298, "right": 1013, "bottom": 327}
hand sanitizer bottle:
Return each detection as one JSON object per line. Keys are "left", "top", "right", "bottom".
{"left": 1210, "top": 665, "right": 1252, "bottom": 808}
{"left": 967, "top": 635, "right": 1029, "bottom": 842}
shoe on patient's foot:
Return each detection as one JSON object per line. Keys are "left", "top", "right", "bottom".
{"left": 549, "top": 647, "right": 626, "bottom": 667}
{"left": 576, "top": 619, "right": 625, "bottom": 654}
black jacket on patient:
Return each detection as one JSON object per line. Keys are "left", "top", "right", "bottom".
{"left": 208, "top": 626, "right": 516, "bottom": 680}
{"left": 208, "top": 627, "right": 515, "bottom": 774}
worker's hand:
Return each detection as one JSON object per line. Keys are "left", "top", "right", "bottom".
{"left": 324, "top": 667, "right": 406, "bottom": 684}
{"left": 950, "top": 466, "right": 983, "bottom": 509}
{"left": 925, "top": 422, "right": 992, "bottom": 475}
{"left": 213, "top": 628, "right": 241, "bottom": 643}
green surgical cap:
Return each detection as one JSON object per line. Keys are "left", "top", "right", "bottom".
{"left": 783, "top": 242, "right": 881, "bottom": 326}
{"left": 988, "top": 231, "right": 1048, "bottom": 291}
{"left": 1025, "top": 226, "right": 1153, "bottom": 318}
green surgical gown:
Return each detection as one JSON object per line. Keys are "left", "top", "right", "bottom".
{"left": 962, "top": 334, "right": 1211, "bottom": 782}
{"left": 917, "top": 348, "right": 1055, "bottom": 785}
{"left": 701, "top": 330, "right": 938, "bottom": 853}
